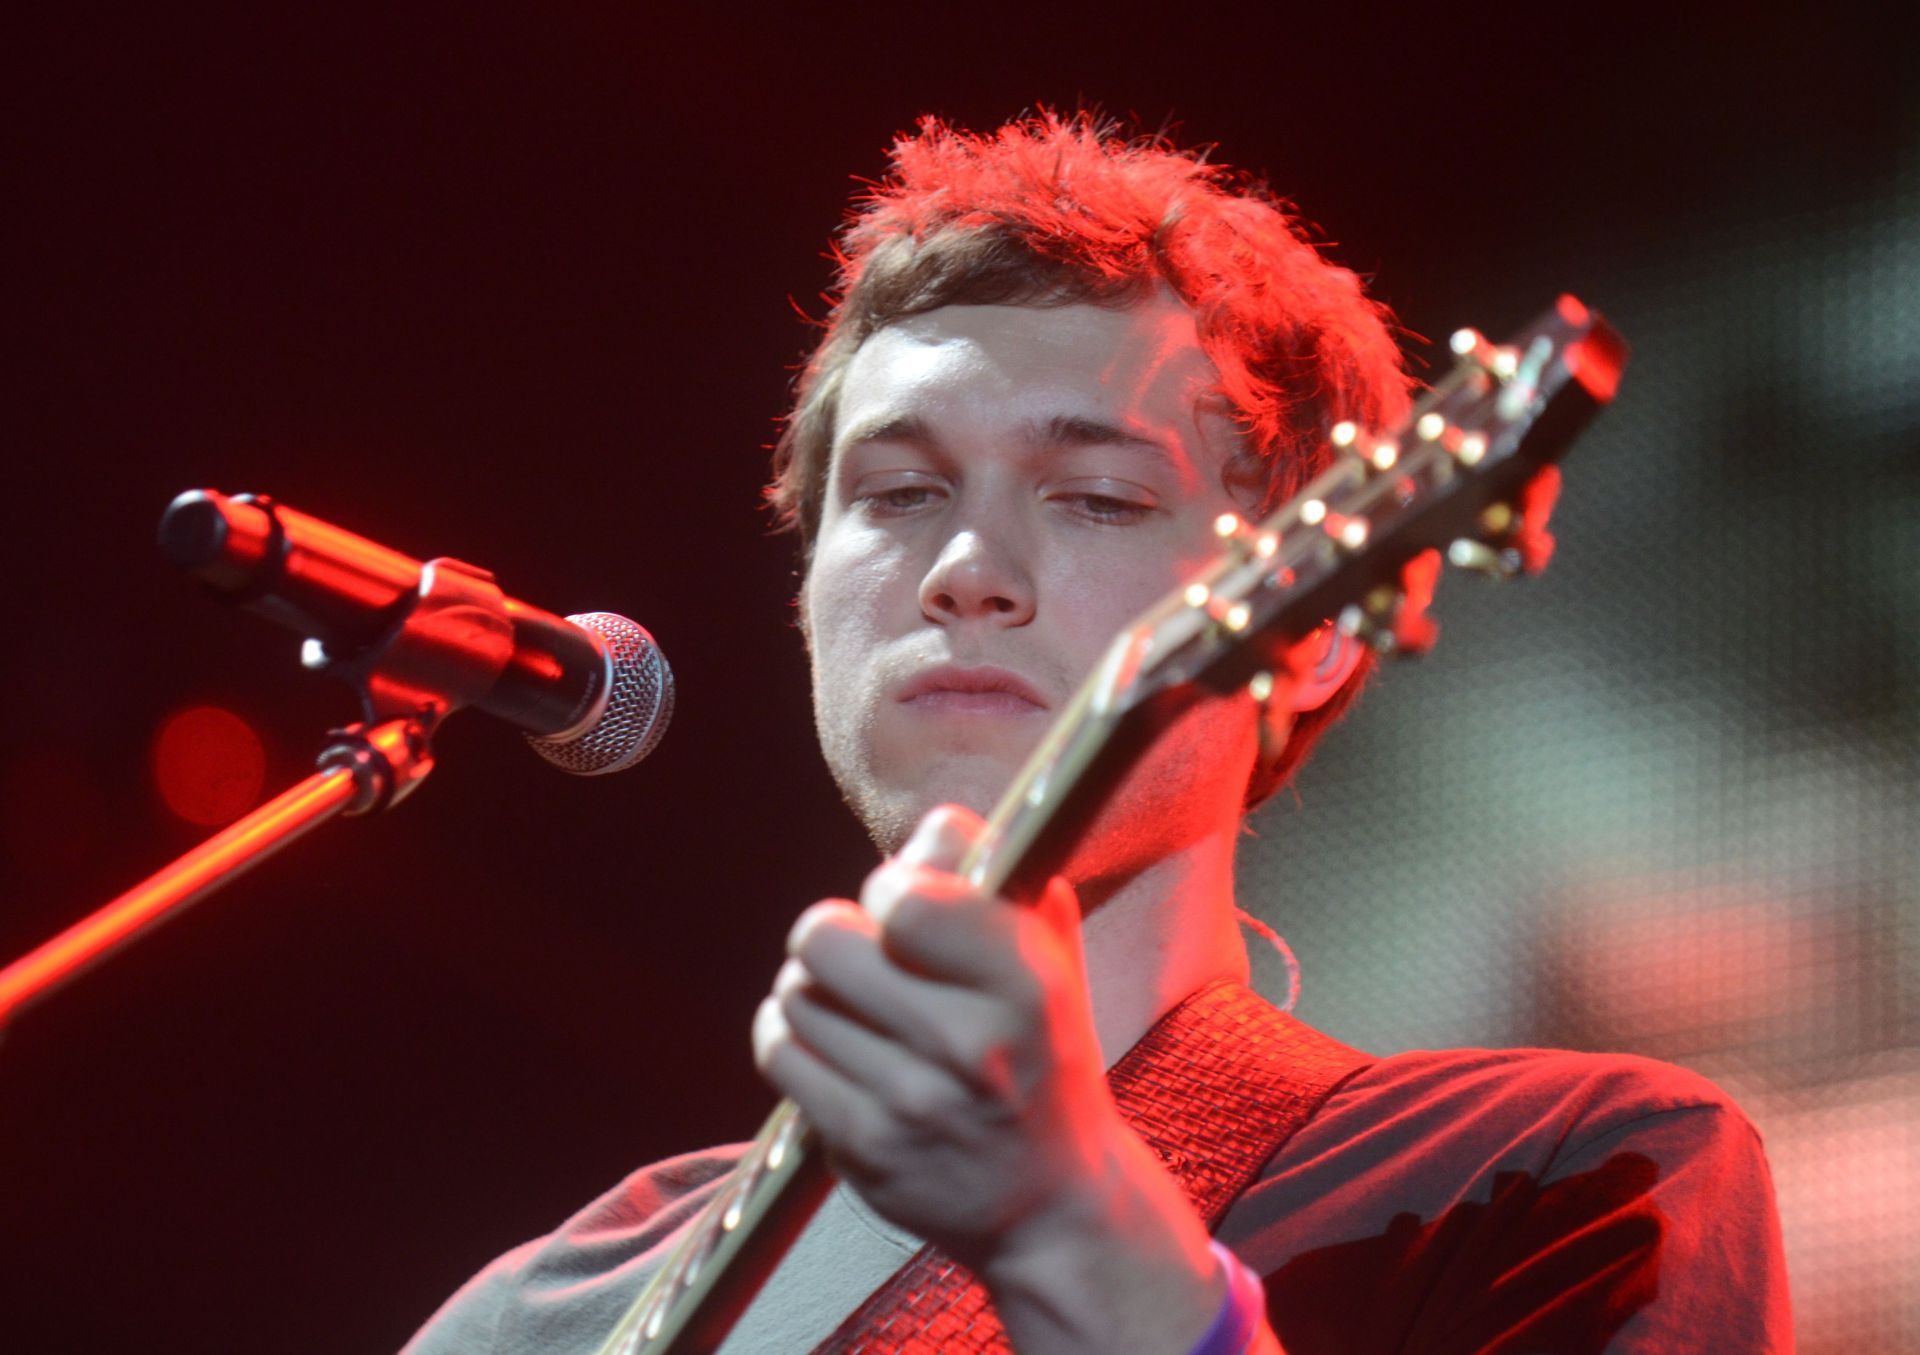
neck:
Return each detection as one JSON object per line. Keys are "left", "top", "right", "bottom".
{"left": 1075, "top": 824, "right": 1250, "bottom": 1066}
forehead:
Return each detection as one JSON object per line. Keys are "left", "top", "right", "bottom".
{"left": 833, "top": 293, "right": 1226, "bottom": 451}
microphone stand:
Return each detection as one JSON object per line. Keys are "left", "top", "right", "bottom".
{"left": 0, "top": 493, "right": 526, "bottom": 1030}
{"left": 0, "top": 716, "right": 433, "bottom": 1027}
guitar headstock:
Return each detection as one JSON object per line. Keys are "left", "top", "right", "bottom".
{"left": 1091, "top": 295, "right": 1628, "bottom": 715}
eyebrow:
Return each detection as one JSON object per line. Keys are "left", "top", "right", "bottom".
{"left": 837, "top": 412, "right": 1176, "bottom": 467}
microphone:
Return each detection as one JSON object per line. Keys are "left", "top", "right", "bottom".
{"left": 158, "top": 489, "right": 673, "bottom": 775}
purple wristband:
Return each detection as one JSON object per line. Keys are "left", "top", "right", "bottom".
{"left": 1189, "top": 1239, "right": 1266, "bottom": 1355}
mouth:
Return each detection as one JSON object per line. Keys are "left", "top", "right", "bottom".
{"left": 895, "top": 664, "right": 1050, "bottom": 715}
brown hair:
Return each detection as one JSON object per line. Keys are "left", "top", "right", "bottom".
{"left": 770, "top": 111, "right": 1413, "bottom": 801}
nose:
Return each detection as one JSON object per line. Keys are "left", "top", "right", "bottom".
{"left": 918, "top": 525, "right": 1035, "bottom": 626}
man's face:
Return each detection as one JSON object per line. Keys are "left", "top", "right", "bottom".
{"left": 802, "top": 293, "right": 1267, "bottom": 877}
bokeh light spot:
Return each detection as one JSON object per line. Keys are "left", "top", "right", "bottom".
{"left": 153, "top": 705, "right": 267, "bottom": 826}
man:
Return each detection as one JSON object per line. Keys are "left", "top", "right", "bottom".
{"left": 407, "top": 113, "right": 1790, "bottom": 1354}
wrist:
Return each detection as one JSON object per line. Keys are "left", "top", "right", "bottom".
{"left": 1188, "top": 1240, "right": 1267, "bottom": 1355}
{"left": 982, "top": 1120, "right": 1203, "bottom": 1278}
{"left": 976, "top": 1129, "right": 1222, "bottom": 1354}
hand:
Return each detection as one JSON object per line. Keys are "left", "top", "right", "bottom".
{"left": 753, "top": 804, "right": 1230, "bottom": 1354}
{"left": 752, "top": 803, "right": 1115, "bottom": 1265}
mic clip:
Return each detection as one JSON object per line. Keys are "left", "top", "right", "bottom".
{"left": 300, "top": 555, "right": 515, "bottom": 728}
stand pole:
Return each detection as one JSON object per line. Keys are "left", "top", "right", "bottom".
{"left": 0, "top": 716, "right": 428, "bottom": 1028}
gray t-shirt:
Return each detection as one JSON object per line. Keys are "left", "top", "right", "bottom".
{"left": 402, "top": 1044, "right": 1790, "bottom": 1353}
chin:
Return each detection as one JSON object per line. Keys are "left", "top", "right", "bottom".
{"left": 843, "top": 758, "right": 1011, "bottom": 855}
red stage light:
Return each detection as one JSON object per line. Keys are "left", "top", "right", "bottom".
{"left": 153, "top": 705, "right": 267, "bottom": 826}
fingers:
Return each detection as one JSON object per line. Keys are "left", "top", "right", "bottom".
{"left": 752, "top": 992, "right": 878, "bottom": 1163}
{"left": 1033, "top": 874, "right": 1087, "bottom": 984}
{"left": 865, "top": 857, "right": 1032, "bottom": 991}
{"left": 785, "top": 899, "right": 1005, "bottom": 1090}
{"left": 764, "top": 963, "right": 971, "bottom": 1124}
{"left": 772, "top": 804, "right": 1084, "bottom": 1099}
{"left": 753, "top": 967, "right": 979, "bottom": 1178}
{"left": 787, "top": 803, "right": 1050, "bottom": 996}
{"left": 865, "top": 805, "right": 1081, "bottom": 995}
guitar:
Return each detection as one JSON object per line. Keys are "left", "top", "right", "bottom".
{"left": 595, "top": 294, "right": 1629, "bottom": 1355}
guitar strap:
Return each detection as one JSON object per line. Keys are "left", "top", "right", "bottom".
{"left": 807, "top": 978, "right": 1375, "bottom": 1355}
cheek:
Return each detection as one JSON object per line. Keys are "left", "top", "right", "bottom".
{"left": 804, "top": 530, "right": 908, "bottom": 666}
{"left": 1038, "top": 531, "right": 1219, "bottom": 649}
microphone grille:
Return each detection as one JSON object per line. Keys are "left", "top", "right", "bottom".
{"left": 525, "top": 612, "right": 674, "bottom": 775}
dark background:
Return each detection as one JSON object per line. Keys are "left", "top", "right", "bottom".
{"left": 2, "top": 6, "right": 1910, "bottom": 1352}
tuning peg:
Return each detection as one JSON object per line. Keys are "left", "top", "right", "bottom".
{"left": 1450, "top": 326, "right": 1520, "bottom": 381}
{"left": 1447, "top": 538, "right": 1521, "bottom": 579}
{"left": 1452, "top": 467, "right": 1562, "bottom": 579}
{"left": 1335, "top": 600, "right": 1430, "bottom": 658}
{"left": 1510, "top": 466, "right": 1561, "bottom": 574}
{"left": 1336, "top": 603, "right": 1392, "bottom": 654}
{"left": 1388, "top": 549, "right": 1442, "bottom": 655}
{"left": 1212, "top": 512, "right": 1284, "bottom": 564}
{"left": 1297, "top": 497, "right": 1372, "bottom": 551}
{"left": 1331, "top": 418, "right": 1412, "bottom": 476}
{"left": 1335, "top": 549, "right": 1441, "bottom": 657}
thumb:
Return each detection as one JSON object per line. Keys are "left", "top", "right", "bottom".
{"left": 1035, "top": 873, "right": 1086, "bottom": 968}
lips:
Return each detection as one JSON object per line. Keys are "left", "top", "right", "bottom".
{"left": 895, "top": 664, "right": 1050, "bottom": 712}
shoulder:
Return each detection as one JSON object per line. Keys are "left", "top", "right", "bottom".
{"left": 1225, "top": 1041, "right": 1764, "bottom": 1252}
{"left": 1229, "top": 1045, "right": 1792, "bottom": 1354}
{"left": 1334, "top": 1044, "right": 1757, "bottom": 1159}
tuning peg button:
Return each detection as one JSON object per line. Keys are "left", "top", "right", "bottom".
{"left": 1336, "top": 604, "right": 1395, "bottom": 654}
{"left": 1448, "top": 538, "right": 1521, "bottom": 579}
{"left": 1335, "top": 607, "right": 1433, "bottom": 657}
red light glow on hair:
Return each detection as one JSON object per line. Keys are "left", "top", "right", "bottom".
{"left": 153, "top": 705, "right": 267, "bottom": 826}
{"left": 771, "top": 110, "right": 1414, "bottom": 548}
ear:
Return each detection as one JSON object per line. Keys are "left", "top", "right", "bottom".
{"left": 1280, "top": 623, "right": 1363, "bottom": 713}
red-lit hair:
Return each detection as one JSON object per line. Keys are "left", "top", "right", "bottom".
{"left": 769, "top": 111, "right": 1414, "bottom": 801}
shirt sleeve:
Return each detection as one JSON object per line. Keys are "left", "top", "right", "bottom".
{"left": 1478, "top": 1102, "right": 1794, "bottom": 1354}
{"left": 399, "top": 1144, "right": 746, "bottom": 1355}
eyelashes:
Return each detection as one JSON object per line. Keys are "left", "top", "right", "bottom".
{"left": 850, "top": 479, "right": 1160, "bottom": 527}
{"left": 1052, "top": 492, "right": 1154, "bottom": 525}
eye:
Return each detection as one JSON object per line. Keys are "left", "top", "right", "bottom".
{"left": 853, "top": 478, "right": 945, "bottom": 517}
{"left": 1051, "top": 483, "right": 1156, "bottom": 526}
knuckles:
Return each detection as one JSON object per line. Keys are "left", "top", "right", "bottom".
{"left": 865, "top": 860, "right": 995, "bottom": 949}
{"left": 935, "top": 1023, "right": 1025, "bottom": 1102}
{"left": 861, "top": 857, "right": 942, "bottom": 928}
{"left": 873, "top": 1063, "right": 959, "bottom": 1130}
